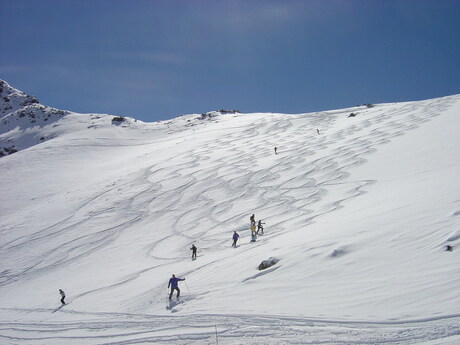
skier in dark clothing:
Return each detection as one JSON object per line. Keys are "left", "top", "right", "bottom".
{"left": 256, "top": 220, "right": 265, "bottom": 235}
{"left": 274, "top": 147, "right": 278, "bottom": 155}
{"left": 59, "top": 289, "right": 66, "bottom": 305}
{"left": 168, "top": 274, "right": 185, "bottom": 300}
{"left": 190, "top": 244, "right": 197, "bottom": 260}
{"left": 250, "top": 214, "right": 255, "bottom": 226}
{"left": 232, "top": 231, "right": 240, "bottom": 248}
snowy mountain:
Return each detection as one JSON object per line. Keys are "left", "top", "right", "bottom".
{"left": 0, "top": 81, "right": 459, "bottom": 344}
{"left": 0, "top": 80, "right": 69, "bottom": 156}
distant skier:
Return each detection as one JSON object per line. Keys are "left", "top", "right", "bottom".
{"left": 317, "top": 129, "right": 320, "bottom": 135}
{"left": 250, "top": 214, "right": 255, "bottom": 226}
{"left": 256, "top": 220, "right": 265, "bottom": 235}
{"left": 190, "top": 244, "right": 197, "bottom": 260}
{"left": 168, "top": 274, "right": 185, "bottom": 300}
{"left": 232, "top": 231, "right": 240, "bottom": 248}
{"left": 59, "top": 289, "right": 66, "bottom": 305}
{"left": 274, "top": 147, "right": 278, "bottom": 155}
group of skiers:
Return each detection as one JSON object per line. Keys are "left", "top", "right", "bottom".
{"left": 59, "top": 214, "right": 266, "bottom": 304}
{"left": 167, "top": 214, "right": 266, "bottom": 300}
{"left": 249, "top": 214, "right": 265, "bottom": 242}
{"left": 190, "top": 214, "right": 266, "bottom": 255}
{"left": 250, "top": 214, "right": 265, "bottom": 235}
{"left": 233, "top": 214, "right": 265, "bottom": 246}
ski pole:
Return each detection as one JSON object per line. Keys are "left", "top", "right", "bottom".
{"left": 184, "top": 280, "right": 191, "bottom": 294}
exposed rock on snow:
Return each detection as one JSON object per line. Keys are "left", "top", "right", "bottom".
{"left": 0, "top": 80, "right": 39, "bottom": 115}
{"left": 0, "top": 80, "right": 70, "bottom": 156}
{"left": 198, "top": 109, "right": 240, "bottom": 120}
{"left": 111, "top": 116, "right": 126, "bottom": 124}
{"left": 258, "top": 257, "right": 280, "bottom": 270}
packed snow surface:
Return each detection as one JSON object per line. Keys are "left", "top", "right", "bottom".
{"left": 1, "top": 82, "right": 459, "bottom": 344}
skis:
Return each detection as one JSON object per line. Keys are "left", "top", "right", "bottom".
{"left": 166, "top": 298, "right": 183, "bottom": 311}
{"left": 52, "top": 302, "right": 70, "bottom": 313}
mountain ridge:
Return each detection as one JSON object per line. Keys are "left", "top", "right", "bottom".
{"left": 0, "top": 80, "right": 459, "bottom": 344}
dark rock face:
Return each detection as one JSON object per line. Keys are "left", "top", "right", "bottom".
{"left": 258, "top": 257, "right": 279, "bottom": 271}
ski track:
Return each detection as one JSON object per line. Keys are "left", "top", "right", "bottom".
{"left": 1, "top": 96, "right": 459, "bottom": 344}
{"left": 1, "top": 99, "right": 455, "bottom": 279}
{"left": 1, "top": 309, "right": 459, "bottom": 345}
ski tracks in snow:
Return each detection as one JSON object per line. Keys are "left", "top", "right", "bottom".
{"left": 1, "top": 308, "right": 459, "bottom": 345}
{"left": 91, "top": 96, "right": 459, "bottom": 315}
{"left": 1, "top": 97, "right": 459, "bottom": 344}
{"left": 144, "top": 97, "right": 457, "bottom": 260}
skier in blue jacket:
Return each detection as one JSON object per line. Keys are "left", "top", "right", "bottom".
{"left": 232, "top": 231, "right": 240, "bottom": 248}
{"left": 168, "top": 274, "right": 185, "bottom": 300}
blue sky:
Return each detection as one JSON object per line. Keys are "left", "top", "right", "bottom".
{"left": 1, "top": 0, "right": 459, "bottom": 122}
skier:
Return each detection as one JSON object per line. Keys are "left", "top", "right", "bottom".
{"left": 59, "top": 289, "right": 66, "bottom": 305}
{"left": 250, "top": 214, "right": 255, "bottom": 226}
{"left": 232, "top": 231, "right": 240, "bottom": 248}
{"left": 317, "top": 129, "right": 320, "bottom": 135}
{"left": 190, "top": 244, "right": 197, "bottom": 260}
{"left": 256, "top": 220, "right": 265, "bottom": 235}
{"left": 168, "top": 274, "right": 185, "bottom": 300}
{"left": 274, "top": 147, "right": 278, "bottom": 155}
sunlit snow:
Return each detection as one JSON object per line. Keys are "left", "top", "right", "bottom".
{"left": 1, "top": 80, "right": 459, "bottom": 344}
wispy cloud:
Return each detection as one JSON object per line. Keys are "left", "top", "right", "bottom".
{"left": 0, "top": 64, "right": 28, "bottom": 74}
{"left": 193, "top": 1, "right": 305, "bottom": 31}
{"left": 102, "top": 51, "right": 185, "bottom": 65}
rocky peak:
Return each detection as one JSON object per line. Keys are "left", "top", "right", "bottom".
{"left": 0, "top": 80, "right": 69, "bottom": 157}
{"left": 0, "top": 80, "right": 40, "bottom": 117}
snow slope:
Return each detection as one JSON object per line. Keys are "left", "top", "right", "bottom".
{"left": 0, "top": 81, "right": 459, "bottom": 344}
